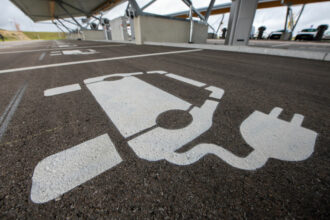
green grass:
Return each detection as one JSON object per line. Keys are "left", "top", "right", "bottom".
{"left": 3, "top": 36, "right": 18, "bottom": 41}
{"left": 23, "top": 32, "right": 66, "bottom": 40}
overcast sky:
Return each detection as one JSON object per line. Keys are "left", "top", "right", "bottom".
{"left": 1, "top": 0, "right": 330, "bottom": 36}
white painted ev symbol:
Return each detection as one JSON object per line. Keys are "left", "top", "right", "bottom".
{"left": 31, "top": 71, "right": 317, "bottom": 203}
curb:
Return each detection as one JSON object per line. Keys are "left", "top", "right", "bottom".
{"left": 143, "top": 41, "right": 329, "bottom": 61}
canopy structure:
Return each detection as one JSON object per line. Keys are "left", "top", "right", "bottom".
{"left": 10, "top": 0, "right": 125, "bottom": 22}
{"left": 169, "top": 0, "right": 330, "bottom": 18}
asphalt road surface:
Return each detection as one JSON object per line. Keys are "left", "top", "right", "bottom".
{"left": 0, "top": 40, "right": 329, "bottom": 219}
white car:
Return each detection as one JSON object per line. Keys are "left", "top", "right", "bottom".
{"left": 268, "top": 30, "right": 284, "bottom": 40}
{"left": 295, "top": 28, "right": 317, "bottom": 41}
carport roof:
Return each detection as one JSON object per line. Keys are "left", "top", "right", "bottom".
{"left": 10, "top": 0, "right": 125, "bottom": 22}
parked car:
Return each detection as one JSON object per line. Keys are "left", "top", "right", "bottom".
{"left": 295, "top": 28, "right": 317, "bottom": 41}
{"left": 268, "top": 30, "right": 284, "bottom": 40}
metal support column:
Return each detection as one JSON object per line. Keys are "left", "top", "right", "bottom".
{"left": 225, "top": 0, "right": 258, "bottom": 46}
{"left": 280, "top": 5, "right": 292, "bottom": 40}
{"left": 189, "top": 4, "right": 194, "bottom": 43}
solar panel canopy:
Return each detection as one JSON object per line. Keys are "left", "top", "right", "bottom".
{"left": 10, "top": 0, "right": 125, "bottom": 22}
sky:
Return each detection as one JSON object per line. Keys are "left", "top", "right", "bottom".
{"left": 0, "top": 0, "right": 330, "bottom": 37}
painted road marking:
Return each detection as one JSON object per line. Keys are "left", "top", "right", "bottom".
{"left": 0, "top": 86, "right": 22, "bottom": 125}
{"left": 38, "top": 52, "right": 46, "bottom": 61}
{"left": 206, "top": 86, "right": 225, "bottom": 100}
{"left": 147, "top": 70, "right": 167, "bottom": 74}
{"left": 30, "top": 134, "right": 123, "bottom": 203}
{"left": 166, "top": 73, "right": 206, "bottom": 87}
{"left": 84, "top": 72, "right": 143, "bottom": 84}
{"left": 62, "top": 49, "right": 98, "bottom": 55}
{"left": 0, "top": 83, "right": 28, "bottom": 141}
{"left": 31, "top": 70, "right": 317, "bottom": 203}
{"left": 0, "top": 49, "right": 203, "bottom": 75}
{"left": 0, "top": 44, "right": 125, "bottom": 55}
{"left": 44, "top": 84, "right": 81, "bottom": 96}
{"left": 86, "top": 76, "right": 191, "bottom": 138}
{"left": 58, "top": 44, "right": 77, "bottom": 48}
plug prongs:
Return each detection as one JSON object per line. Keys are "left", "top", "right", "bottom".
{"left": 269, "top": 107, "right": 283, "bottom": 117}
{"left": 291, "top": 114, "right": 304, "bottom": 126}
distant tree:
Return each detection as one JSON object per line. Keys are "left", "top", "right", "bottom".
{"left": 257, "top": 26, "right": 266, "bottom": 39}
{"left": 221, "top": 28, "right": 227, "bottom": 39}
{"left": 315, "top": 24, "right": 328, "bottom": 41}
{"left": 90, "top": 23, "right": 98, "bottom": 30}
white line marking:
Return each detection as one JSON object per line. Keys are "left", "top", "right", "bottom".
{"left": 291, "top": 113, "right": 304, "bottom": 126}
{"left": 44, "top": 84, "right": 81, "bottom": 96}
{"left": 147, "top": 70, "right": 167, "bottom": 74}
{"left": 129, "top": 100, "right": 219, "bottom": 162}
{"left": 0, "top": 86, "right": 22, "bottom": 125}
{"left": 84, "top": 72, "right": 143, "bottom": 84}
{"left": 206, "top": 86, "right": 225, "bottom": 99}
{"left": 166, "top": 73, "right": 206, "bottom": 87}
{"left": 30, "top": 134, "right": 123, "bottom": 203}
{"left": 0, "top": 44, "right": 125, "bottom": 55}
{"left": 0, "top": 49, "right": 202, "bottom": 75}
{"left": 38, "top": 52, "right": 46, "bottom": 61}
{"left": 0, "top": 84, "right": 28, "bottom": 141}
{"left": 62, "top": 49, "right": 98, "bottom": 55}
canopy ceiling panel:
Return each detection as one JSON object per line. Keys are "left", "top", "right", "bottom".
{"left": 170, "top": 0, "right": 330, "bottom": 18}
{"left": 10, "top": 0, "right": 125, "bottom": 22}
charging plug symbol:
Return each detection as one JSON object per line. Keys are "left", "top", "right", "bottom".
{"left": 165, "top": 107, "right": 317, "bottom": 170}
{"left": 240, "top": 107, "right": 317, "bottom": 163}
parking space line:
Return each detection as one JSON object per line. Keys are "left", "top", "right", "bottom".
{"left": 44, "top": 84, "right": 81, "bottom": 96}
{"left": 0, "top": 49, "right": 202, "bottom": 75}
{"left": 0, "top": 83, "right": 28, "bottom": 141}
{"left": 0, "top": 44, "right": 125, "bottom": 55}
{"left": 38, "top": 52, "right": 46, "bottom": 61}
{"left": 0, "top": 87, "right": 22, "bottom": 125}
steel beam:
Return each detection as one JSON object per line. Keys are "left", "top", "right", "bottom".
{"left": 141, "top": 0, "right": 157, "bottom": 11}
{"left": 170, "top": 0, "right": 330, "bottom": 18}
{"left": 52, "top": 21, "right": 65, "bottom": 33}
{"left": 58, "top": 0, "right": 100, "bottom": 21}
{"left": 205, "top": 0, "right": 216, "bottom": 21}
{"left": 128, "top": 0, "right": 143, "bottom": 15}
{"left": 55, "top": 1, "right": 83, "bottom": 29}
{"left": 56, "top": 18, "right": 72, "bottom": 32}
{"left": 62, "top": 19, "right": 77, "bottom": 26}
{"left": 182, "top": 0, "right": 206, "bottom": 22}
